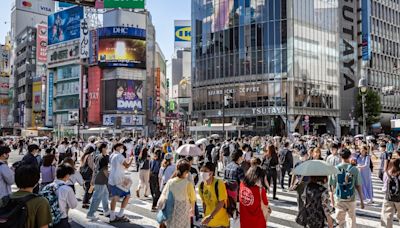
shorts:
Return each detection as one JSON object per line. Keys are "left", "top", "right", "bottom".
{"left": 109, "top": 185, "right": 130, "bottom": 198}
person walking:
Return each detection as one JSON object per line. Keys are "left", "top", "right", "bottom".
{"left": 329, "top": 148, "right": 365, "bottom": 228}
{"left": 381, "top": 158, "right": 400, "bottom": 228}
{"left": 159, "top": 153, "right": 176, "bottom": 192}
{"left": 379, "top": 143, "right": 391, "bottom": 181}
{"left": 199, "top": 162, "right": 230, "bottom": 228}
{"left": 262, "top": 145, "right": 279, "bottom": 200}
{"left": 296, "top": 176, "right": 334, "bottom": 228}
{"left": 80, "top": 146, "right": 95, "bottom": 209}
{"left": 290, "top": 149, "right": 310, "bottom": 211}
{"left": 239, "top": 166, "right": 270, "bottom": 228}
{"left": 108, "top": 143, "right": 134, "bottom": 223}
{"left": 87, "top": 143, "right": 110, "bottom": 220}
{"left": 150, "top": 149, "right": 162, "bottom": 212}
{"left": 357, "top": 145, "right": 374, "bottom": 204}
{"left": 52, "top": 163, "right": 78, "bottom": 228}
{"left": 157, "top": 159, "right": 196, "bottom": 228}
{"left": 241, "top": 144, "right": 253, "bottom": 174}
{"left": 0, "top": 146, "right": 14, "bottom": 198}
{"left": 136, "top": 147, "right": 151, "bottom": 198}
{"left": 278, "top": 141, "right": 293, "bottom": 190}
{"left": 40, "top": 151, "right": 56, "bottom": 190}
{"left": 326, "top": 142, "right": 341, "bottom": 167}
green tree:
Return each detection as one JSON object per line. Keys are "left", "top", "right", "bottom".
{"left": 355, "top": 89, "right": 382, "bottom": 127}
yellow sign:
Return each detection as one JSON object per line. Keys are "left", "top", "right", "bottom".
{"left": 175, "top": 26, "right": 191, "bottom": 42}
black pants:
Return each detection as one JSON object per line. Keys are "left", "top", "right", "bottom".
{"left": 83, "top": 181, "right": 92, "bottom": 205}
{"left": 266, "top": 170, "right": 277, "bottom": 198}
{"left": 150, "top": 173, "right": 161, "bottom": 208}
{"left": 53, "top": 218, "right": 71, "bottom": 228}
{"left": 280, "top": 167, "right": 292, "bottom": 189}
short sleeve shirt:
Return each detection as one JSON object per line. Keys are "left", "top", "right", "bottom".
{"left": 109, "top": 152, "right": 125, "bottom": 186}
{"left": 380, "top": 152, "right": 390, "bottom": 170}
{"left": 329, "top": 163, "right": 362, "bottom": 201}
{"left": 199, "top": 178, "right": 230, "bottom": 227}
{"left": 9, "top": 191, "right": 52, "bottom": 228}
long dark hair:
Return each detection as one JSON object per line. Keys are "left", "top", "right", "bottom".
{"left": 243, "top": 166, "right": 265, "bottom": 187}
{"left": 388, "top": 158, "right": 400, "bottom": 176}
{"left": 81, "top": 146, "right": 95, "bottom": 163}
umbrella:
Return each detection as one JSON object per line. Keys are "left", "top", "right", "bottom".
{"left": 291, "top": 160, "right": 339, "bottom": 176}
{"left": 210, "top": 134, "right": 220, "bottom": 139}
{"left": 251, "top": 136, "right": 260, "bottom": 141}
{"left": 292, "top": 133, "right": 301, "bottom": 137}
{"left": 196, "top": 138, "right": 208, "bottom": 145}
{"left": 176, "top": 144, "right": 203, "bottom": 157}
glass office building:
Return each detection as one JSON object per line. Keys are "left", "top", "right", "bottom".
{"left": 192, "top": 0, "right": 340, "bottom": 135}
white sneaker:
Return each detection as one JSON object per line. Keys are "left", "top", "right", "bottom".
{"left": 87, "top": 215, "right": 98, "bottom": 221}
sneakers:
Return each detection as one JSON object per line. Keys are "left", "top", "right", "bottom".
{"left": 151, "top": 207, "right": 157, "bottom": 212}
{"left": 86, "top": 215, "right": 98, "bottom": 221}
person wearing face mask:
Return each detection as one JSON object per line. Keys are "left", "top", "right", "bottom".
{"left": 239, "top": 166, "right": 270, "bottom": 228}
{"left": 22, "top": 144, "right": 41, "bottom": 168}
{"left": 0, "top": 146, "right": 14, "bottom": 198}
{"left": 199, "top": 162, "right": 230, "bottom": 228}
{"left": 157, "top": 159, "right": 196, "bottom": 228}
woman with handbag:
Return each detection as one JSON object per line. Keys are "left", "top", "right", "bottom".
{"left": 261, "top": 145, "right": 279, "bottom": 200}
{"left": 239, "top": 166, "right": 271, "bottom": 228}
{"left": 80, "top": 146, "right": 95, "bottom": 209}
{"left": 136, "top": 148, "right": 151, "bottom": 198}
{"left": 156, "top": 159, "right": 196, "bottom": 228}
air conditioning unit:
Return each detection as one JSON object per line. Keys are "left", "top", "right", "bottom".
{"left": 68, "top": 111, "right": 79, "bottom": 122}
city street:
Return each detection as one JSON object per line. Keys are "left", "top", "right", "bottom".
{"left": 8, "top": 149, "right": 392, "bottom": 228}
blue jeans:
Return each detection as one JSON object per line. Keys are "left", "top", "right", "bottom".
{"left": 87, "top": 184, "right": 109, "bottom": 217}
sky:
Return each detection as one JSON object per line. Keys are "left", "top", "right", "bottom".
{"left": 0, "top": 0, "right": 191, "bottom": 62}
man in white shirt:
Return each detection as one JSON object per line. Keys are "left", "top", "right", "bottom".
{"left": 54, "top": 163, "right": 78, "bottom": 228}
{"left": 108, "top": 143, "right": 134, "bottom": 223}
{"left": 326, "top": 142, "right": 341, "bottom": 167}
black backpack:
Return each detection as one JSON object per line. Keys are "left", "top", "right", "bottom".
{"left": 296, "top": 183, "right": 326, "bottom": 228}
{"left": 222, "top": 144, "right": 230, "bottom": 157}
{"left": 0, "top": 194, "right": 37, "bottom": 228}
{"left": 386, "top": 175, "right": 400, "bottom": 202}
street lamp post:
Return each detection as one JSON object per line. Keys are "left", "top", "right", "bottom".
{"left": 358, "top": 78, "right": 368, "bottom": 138}
{"left": 134, "top": 107, "right": 138, "bottom": 138}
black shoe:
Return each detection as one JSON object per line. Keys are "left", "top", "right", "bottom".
{"left": 273, "top": 197, "right": 279, "bottom": 200}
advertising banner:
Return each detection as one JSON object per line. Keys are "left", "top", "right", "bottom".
{"left": 89, "top": 29, "right": 98, "bottom": 65}
{"left": 116, "top": 80, "right": 143, "bottom": 111}
{"left": 16, "top": 0, "right": 54, "bottom": 15}
{"left": 87, "top": 66, "right": 102, "bottom": 124}
{"left": 95, "top": 0, "right": 104, "bottom": 9}
{"left": 46, "top": 72, "right": 54, "bottom": 126}
{"left": 80, "top": 19, "right": 89, "bottom": 59}
{"left": 58, "top": 2, "right": 75, "bottom": 8}
{"left": 98, "top": 38, "right": 146, "bottom": 68}
{"left": 32, "top": 82, "right": 42, "bottom": 112}
{"left": 36, "top": 24, "right": 48, "bottom": 62}
{"left": 362, "top": 0, "right": 371, "bottom": 61}
{"left": 103, "top": 114, "right": 144, "bottom": 126}
{"left": 174, "top": 20, "right": 191, "bottom": 49}
{"left": 48, "top": 6, "right": 84, "bottom": 45}
{"left": 104, "top": 0, "right": 145, "bottom": 9}
{"left": 97, "top": 27, "right": 146, "bottom": 39}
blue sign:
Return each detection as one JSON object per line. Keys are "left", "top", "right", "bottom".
{"left": 48, "top": 72, "right": 54, "bottom": 121}
{"left": 175, "top": 26, "right": 191, "bottom": 42}
{"left": 362, "top": 0, "right": 371, "bottom": 61}
{"left": 97, "top": 27, "right": 146, "bottom": 39}
{"left": 58, "top": 2, "right": 75, "bottom": 8}
{"left": 48, "top": 6, "right": 84, "bottom": 45}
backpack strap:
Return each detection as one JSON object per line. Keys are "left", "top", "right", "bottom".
{"left": 199, "top": 179, "right": 220, "bottom": 202}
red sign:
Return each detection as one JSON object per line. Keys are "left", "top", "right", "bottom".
{"left": 87, "top": 66, "right": 102, "bottom": 124}
{"left": 36, "top": 24, "right": 48, "bottom": 63}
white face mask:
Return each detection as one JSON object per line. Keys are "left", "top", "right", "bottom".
{"left": 200, "top": 172, "right": 211, "bottom": 181}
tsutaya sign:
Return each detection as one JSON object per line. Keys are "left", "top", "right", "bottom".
{"left": 252, "top": 107, "right": 286, "bottom": 115}
{"left": 339, "top": 0, "right": 359, "bottom": 121}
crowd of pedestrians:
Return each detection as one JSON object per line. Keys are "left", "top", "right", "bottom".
{"left": 0, "top": 134, "right": 399, "bottom": 228}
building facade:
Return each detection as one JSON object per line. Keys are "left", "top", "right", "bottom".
{"left": 192, "top": 0, "right": 340, "bottom": 136}
{"left": 0, "top": 39, "right": 12, "bottom": 134}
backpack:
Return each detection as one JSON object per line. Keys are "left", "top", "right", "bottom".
{"left": 79, "top": 154, "right": 93, "bottom": 181}
{"left": 199, "top": 179, "right": 238, "bottom": 219}
{"left": 0, "top": 194, "right": 37, "bottom": 228}
{"left": 65, "top": 147, "right": 73, "bottom": 158}
{"left": 211, "top": 147, "right": 220, "bottom": 163}
{"left": 386, "top": 175, "right": 400, "bottom": 202}
{"left": 336, "top": 165, "right": 355, "bottom": 200}
{"left": 279, "top": 149, "right": 288, "bottom": 166}
{"left": 296, "top": 183, "right": 326, "bottom": 228}
{"left": 39, "top": 183, "right": 64, "bottom": 226}
{"left": 222, "top": 144, "right": 230, "bottom": 157}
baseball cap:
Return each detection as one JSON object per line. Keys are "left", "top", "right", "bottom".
{"left": 165, "top": 153, "right": 173, "bottom": 160}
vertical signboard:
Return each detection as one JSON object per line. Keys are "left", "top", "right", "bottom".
{"left": 89, "top": 29, "right": 98, "bottom": 65}
{"left": 87, "top": 66, "right": 101, "bottom": 124}
{"left": 339, "top": 0, "right": 359, "bottom": 122}
{"left": 46, "top": 72, "right": 54, "bottom": 126}
{"left": 174, "top": 20, "right": 191, "bottom": 50}
{"left": 80, "top": 19, "right": 89, "bottom": 59}
{"left": 36, "top": 24, "right": 48, "bottom": 62}
{"left": 362, "top": 0, "right": 371, "bottom": 61}
{"left": 32, "top": 82, "right": 42, "bottom": 112}
{"left": 155, "top": 68, "right": 161, "bottom": 121}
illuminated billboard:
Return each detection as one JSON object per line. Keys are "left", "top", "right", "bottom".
{"left": 103, "top": 80, "right": 143, "bottom": 112}
{"left": 48, "top": 6, "right": 84, "bottom": 45}
{"left": 98, "top": 38, "right": 146, "bottom": 68}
